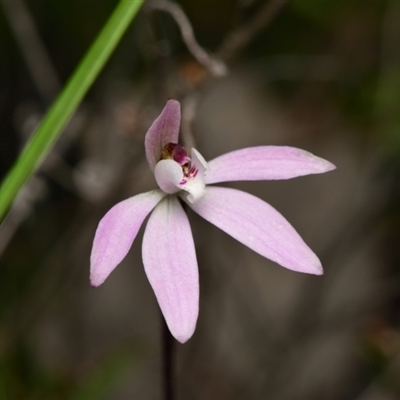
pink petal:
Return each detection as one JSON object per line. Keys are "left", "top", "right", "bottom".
{"left": 90, "top": 190, "right": 165, "bottom": 287}
{"left": 145, "top": 100, "right": 181, "bottom": 171}
{"left": 204, "top": 146, "right": 336, "bottom": 184}
{"left": 142, "top": 196, "right": 199, "bottom": 343}
{"left": 186, "top": 186, "right": 323, "bottom": 275}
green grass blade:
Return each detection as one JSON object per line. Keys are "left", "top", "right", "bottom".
{"left": 0, "top": 0, "right": 145, "bottom": 220}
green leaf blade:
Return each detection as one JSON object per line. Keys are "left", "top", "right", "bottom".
{"left": 0, "top": 0, "right": 145, "bottom": 220}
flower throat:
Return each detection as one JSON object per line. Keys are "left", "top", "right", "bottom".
{"left": 161, "top": 143, "right": 198, "bottom": 183}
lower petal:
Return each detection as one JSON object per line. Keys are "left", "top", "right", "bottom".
{"left": 187, "top": 187, "right": 323, "bottom": 275}
{"left": 90, "top": 190, "right": 165, "bottom": 287}
{"left": 142, "top": 196, "right": 199, "bottom": 343}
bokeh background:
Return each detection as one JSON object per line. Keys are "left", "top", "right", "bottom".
{"left": 1, "top": 0, "right": 400, "bottom": 399}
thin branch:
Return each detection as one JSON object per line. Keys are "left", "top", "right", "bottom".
{"left": 176, "top": 0, "right": 291, "bottom": 146}
{"left": 162, "top": 316, "right": 175, "bottom": 400}
{"left": 1, "top": 0, "right": 61, "bottom": 102}
{"left": 0, "top": 0, "right": 63, "bottom": 256}
{"left": 217, "top": 0, "right": 291, "bottom": 62}
{"left": 149, "top": 0, "right": 228, "bottom": 77}
{"left": 181, "top": 96, "right": 198, "bottom": 150}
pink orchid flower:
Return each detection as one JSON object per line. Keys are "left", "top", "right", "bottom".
{"left": 90, "top": 99, "right": 335, "bottom": 343}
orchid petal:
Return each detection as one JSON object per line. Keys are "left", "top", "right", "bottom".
{"left": 142, "top": 196, "right": 199, "bottom": 343}
{"left": 145, "top": 100, "right": 181, "bottom": 171}
{"left": 154, "top": 159, "right": 183, "bottom": 194}
{"left": 204, "top": 146, "right": 336, "bottom": 184}
{"left": 186, "top": 186, "right": 323, "bottom": 275}
{"left": 90, "top": 190, "right": 165, "bottom": 287}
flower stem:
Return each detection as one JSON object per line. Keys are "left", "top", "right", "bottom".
{"left": 162, "top": 317, "right": 175, "bottom": 400}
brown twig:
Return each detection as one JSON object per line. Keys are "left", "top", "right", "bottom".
{"left": 181, "top": 96, "right": 198, "bottom": 150}
{"left": 217, "top": 0, "right": 291, "bottom": 63}
{"left": 1, "top": 0, "right": 61, "bottom": 102}
{"left": 177, "top": 0, "right": 291, "bottom": 148}
{"left": 148, "top": 0, "right": 228, "bottom": 77}
{"left": 0, "top": 0, "right": 85, "bottom": 256}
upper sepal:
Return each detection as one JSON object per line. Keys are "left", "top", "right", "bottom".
{"left": 145, "top": 100, "right": 181, "bottom": 171}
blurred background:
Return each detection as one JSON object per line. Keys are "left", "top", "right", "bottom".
{"left": 1, "top": 0, "right": 400, "bottom": 399}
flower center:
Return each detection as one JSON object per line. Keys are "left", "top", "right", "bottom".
{"left": 160, "top": 143, "right": 198, "bottom": 184}
{"left": 155, "top": 142, "right": 208, "bottom": 203}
